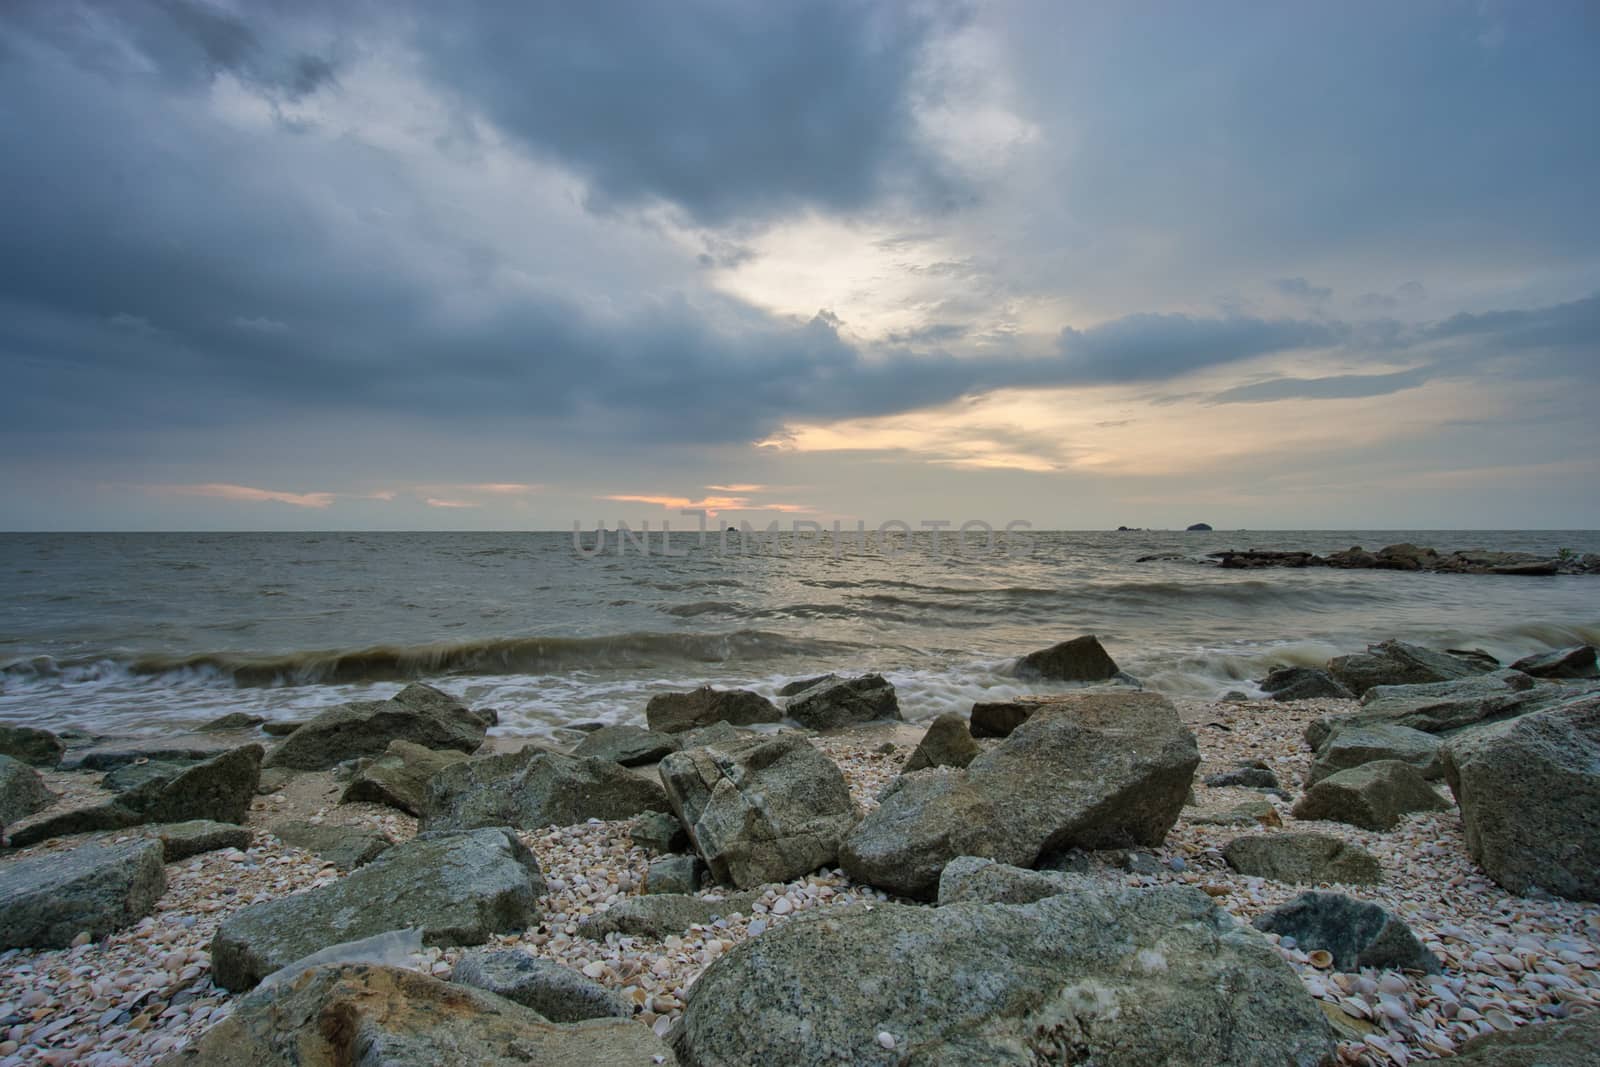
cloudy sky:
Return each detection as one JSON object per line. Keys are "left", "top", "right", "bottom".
{"left": 3, "top": 0, "right": 1597, "bottom": 531}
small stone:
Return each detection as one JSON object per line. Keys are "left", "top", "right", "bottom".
{"left": 877, "top": 1031, "right": 896, "bottom": 1050}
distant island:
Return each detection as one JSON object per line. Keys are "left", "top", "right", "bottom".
{"left": 1186, "top": 523, "right": 1213, "bottom": 531}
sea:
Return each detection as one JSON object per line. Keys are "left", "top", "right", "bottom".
{"left": 2, "top": 530, "right": 1597, "bottom": 739}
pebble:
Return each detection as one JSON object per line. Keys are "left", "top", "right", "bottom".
{"left": 876, "top": 1031, "right": 896, "bottom": 1050}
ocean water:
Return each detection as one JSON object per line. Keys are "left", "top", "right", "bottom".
{"left": 1, "top": 530, "right": 1596, "bottom": 739}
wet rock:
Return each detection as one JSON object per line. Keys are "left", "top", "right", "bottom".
{"left": 1258, "top": 666, "right": 1354, "bottom": 702}
{"left": 675, "top": 884, "right": 1332, "bottom": 1067}
{"left": 1442, "top": 691, "right": 1600, "bottom": 900}
{"left": 1223, "top": 833, "right": 1382, "bottom": 885}
{"left": 147, "top": 819, "right": 253, "bottom": 861}
{"left": 0, "top": 724, "right": 64, "bottom": 768}
{"left": 644, "top": 854, "right": 701, "bottom": 895}
{"left": 902, "top": 712, "right": 979, "bottom": 772}
{"left": 197, "top": 712, "right": 265, "bottom": 732}
{"left": 582, "top": 892, "right": 758, "bottom": 940}
{"left": 422, "top": 748, "right": 668, "bottom": 832}
{"left": 452, "top": 950, "right": 633, "bottom": 1023}
{"left": 159, "top": 963, "right": 673, "bottom": 1066}
{"left": 645, "top": 686, "right": 781, "bottom": 734}
{"left": 266, "top": 683, "right": 488, "bottom": 770}
{"left": 571, "top": 724, "right": 679, "bottom": 767}
{"left": 1013, "top": 634, "right": 1120, "bottom": 682}
{"left": 1308, "top": 722, "right": 1443, "bottom": 784}
{"left": 659, "top": 733, "right": 857, "bottom": 889}
{"left": 0, "top": 754, "right": 55, "bottom": 831}
{"left": 0, "top": 839, "right": 166, "bottom": 949}
{"left": 784, "top": 674, "right": 901, "bottom": 730}
{"left": 1510, "top": 644, "right": 1598, "bottom": 679}
{"left": 1291, "top": 760, "right": 1450, "bottom": 831}
{"left": 1253, "top": 891, "right": 1440, "bottom": 973}
{"left": 212, "top": 827, "right": 545, "bottom": 991}
{"left": 842, "top": 691, "right": 1198, "bottom": 899}
{"left": 630, "top": 810, "right": 689, "bottom": 854}
{"left": 339, "top": 739, "right": 468, "bottom": 816}
{"left": 272, "top": 820, "right": 392, "bottom": 871}
{"left": 1326, "top": 639, "right": 1489, "bottom": 697}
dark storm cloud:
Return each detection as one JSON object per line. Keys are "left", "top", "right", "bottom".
{"left": 415, "top": 0, "right": 964, "bottom": 224}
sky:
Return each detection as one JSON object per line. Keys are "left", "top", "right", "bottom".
{"left": 2, "top": 0, "right": 1597, "bottom": 531}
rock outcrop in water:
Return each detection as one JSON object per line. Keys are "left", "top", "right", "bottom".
{"left": 645, "top": 686, "right": 781, "bottom": 734}
{"left": 1013, "top": 633, "right": 1121, "bottom": 682}
{"left": 265, "top": 683, "right": 488, "bottom": 770}
{"left": 784, "top": 673, "right": 901, "bottom": 729}
{"left": 1194, "top": 542, "right": 1600, "bottom": 575}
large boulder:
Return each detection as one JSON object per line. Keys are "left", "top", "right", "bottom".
{"left": 784, "top": 674, "right": 901, "bottom": 730}
{"left": 157, "top": 964, "right": 674, "bottom": 1066}
{"left": 452, "top": 949, "right": 632, "bottom": 1022}
{"left": 0, "top": 724, "right": 64, "bottom": 768}
{"left": 1448, "top": 1010, "right": 1600, "bottom": 1065}
{"left": 1013, "top": 634, "right": 1119, "bottom": 681}
{"left": 572, "top": 724, "right": 679, "bottom": 766}
{"left": 1307, "top": 723, "right": 1443, "bottom": 784}
{"left": 1222, "top": 833, "right": 1381, "bottom": 886}
{"left": 340, "top": 740, "right": 468, "bottom": 816}
{"left": 211, "top": 827, "right": 545, "bottom": 991}
{"left": 0, "top": 840, "right": 166, "bottom": 950}
{"left": 1441, "top": 692, "right": 1600, "bottom": 900}
{"left": 1326, "top": 640, "right": 1488, "bottom": 696}
{"left": 1258, "top": 667, "right": 1355, "bottom": 702}
{"left": 645, "top": 687, "right": 781, "bottom": 734}
{"left": 841, "top": 692, "right": 1198, "bottom": 899}
{"left": 1290, "top": 760, "right": 1450, "bottom": 831}
{"left": 1510, "top": 645, "right": 1598, "bottom": 679}
{"left": 0, "top": 754, "right": 55, "bottom": 831}
{"left": 1304, "top": 669, "right": 1544, "bottom": 749}
{"left": 902, "top": 712, "right": 979, "bottom": 772}
{"left": 659, "top": 733, "right": 857, "bottom": 889}
{"left": 674, "top": 884, "right": 1333, "bottom": 1066}
{"left": 7, "top": 744, "right": 263, "bottom": 848}
{"left": 1253, "top": 892, "right": 1440, "bottom": 973}
{"left": 266, "top": 683, "right": 488, "bottom": 770}
{"left": 422, "top": 748, "right": 668, "bottom": 832}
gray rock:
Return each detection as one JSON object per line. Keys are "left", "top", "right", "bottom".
{"left": 339, "top": 740, "right": 468, "bottom": 816}
{"left": 1223, "top": 833, "right": 1382, "bottom": 885}
{"left": 265, "top": 683, "right": 488, "bottom": 771}
{"left": 1510, "top": 645, "right": 1598, "bottom": 679}
{"left": 1259, "top": 666, "right": 1355, "bottom": 701}
{"left": 935, "top": 855, "right": 1080, "bottom": 905}
{"left": 1442, "top": 691, "right": 1600, "bottom": 900}
{"left": 659, "top": 733, "right": 857, "bottom": 889}
{"left": 1445, "top": 648, "right": 1501, "bottom": 672}
{"left": 158, "top": 964, "right": 673, "bottom": 1066}
{"left": 147, "top": 820, "right": 253, "bottom": 861}
{"left": 841, "top": 691, "right": 1198, "bottom": 899}
{"left": 255, "top": 768, "right": 295, "bottom": 794}
{"left": 260, "top": 720, "right": 304, "bottom": 737}
{"left": 1205, "top": 763, "right": 1280, "bottom": 789}
{"left": 571, "top": 724, "right": 679, "bottom": 767}
{"left": 0, "top": 754, "right": 55, "bottom": 830}
{"left": 784, "top": 674, "right": 901, "bottom": 730}
{"left": 452, "top": 950, "right": 632, "bottom": 1022}
{"left": 0, "top": 840, "right": 166, "bottom": 950}
{"left": 582, "top": 892, "right": 758, "bottom": 939}
{"left": 1304, "top": 670, "right": 1548, "bottom": 750}
{"left": 197, "top": 712, "right": 265, "bottom": 732}
{"left": 211, "top": 827, "right": 545, "bottom": 991}
{"left": 272, "top": 821, "right": 392, "bottom": 871}
{"left": 645, "top": 687, "right": 781, "bottom": 734}
{"left": 1013, "top": 633, "right": 1120, "bottom": 681}
{"left": 1448, "top": 1010, "right": 1600, "bottom": 1065}
{"left": 422, "top": 748, "right": 668, "bottom": 832}
{"left": 674, "top": 884, "right": 1333, "bottom": 1067}
{"left": 71, "top": 733, "right": 249, "bottom": 771}
{"left": 1291, "top": 760, "right": 1450, "bottom": 831}
{"left": 902, "top": 712, "right": 979, "bottom": 772}
{"left": 1253, "top": 891, "right": 1440, "bottom": 973}
{"left": 674, "top": 721, "right": 750, "bottom": 750}
{"left": 630, "top": 810, "right": 689, "bottom": 854}
{"left": 1189, "top": 796, "right": 1281, "bottom": 827}
{"left": 968, "top": 698, "right": 1040, "bottom": 738}
{"left": 1308, "top": 723, "right": 1443, "bottom": 784}
{"left": 102, "top": 759, "right": 196, "bottom": 794}
{"left": 777, "top": 674, "right": 836, "bottom": 697}
{"left": 644, "top": 854, "right": 701, "bottom": 895}
{"left": 0, "top": 724, "right": 64, "bottom": 768}
{"left": 1327, "top": 639, "right": 1489, "bottom": 696}
{"left": 8, "top": 744, "right": 263, "bottom": 848}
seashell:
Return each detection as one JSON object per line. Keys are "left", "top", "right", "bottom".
{"left": 1308, "top": 950, "right": 1334, "bottom": 969}
{"left": 1378, "top": 974, "right": 1409, "bottom": 996}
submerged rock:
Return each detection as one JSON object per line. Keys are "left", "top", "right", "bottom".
{"left": 902, "top": 712, "right": 979, "bottom": 772}
{"left": 266, "top": 683, "right": 488, "bottom": 770}
{"left": 422, "top": 748, "right": 668, "bottom": 832}
{"left": 842, "top": 691, "right": 1198, "bottom": 898}
{"left": 1442, "top": 691, "right": 1600, "bottom": 900}
{"left": 645, "top": 687, "right": 781, "bottom": 734}
{"left": 1013, "top": 634, "right": 1120, "bottom": 682}
{"left": 1222, "top": 833, "right": 1382, "bottom": 885}
{"left": 659, "top": 733, "right": 857, "bottom": 889}
{"left": 1291, "top": 760, "right": 1450, "bottom": 831}
{"left": 197, "top": 712, "right": 265, "bottom": 732}
{"left": 674, "top": 884, "right": 1333, "bottom": 1066}
{"left": 784, "top": 673, "right": 901, "bottom": 730}
{"left": 0, "top": 839, "right": 166, "bottom": 950}
{"left": 211, "top": 827, "right": 545, "bottom": 991}
{"left": 1253, "top": 891, "right": 1440, "bottom": 973}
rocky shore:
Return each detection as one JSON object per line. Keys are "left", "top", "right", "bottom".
{"left": 1, "top": 639, "right": 1598, "bottom": 1064}
{"left": 1139, "top": 541, "right": 1600, "bottom": 575}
